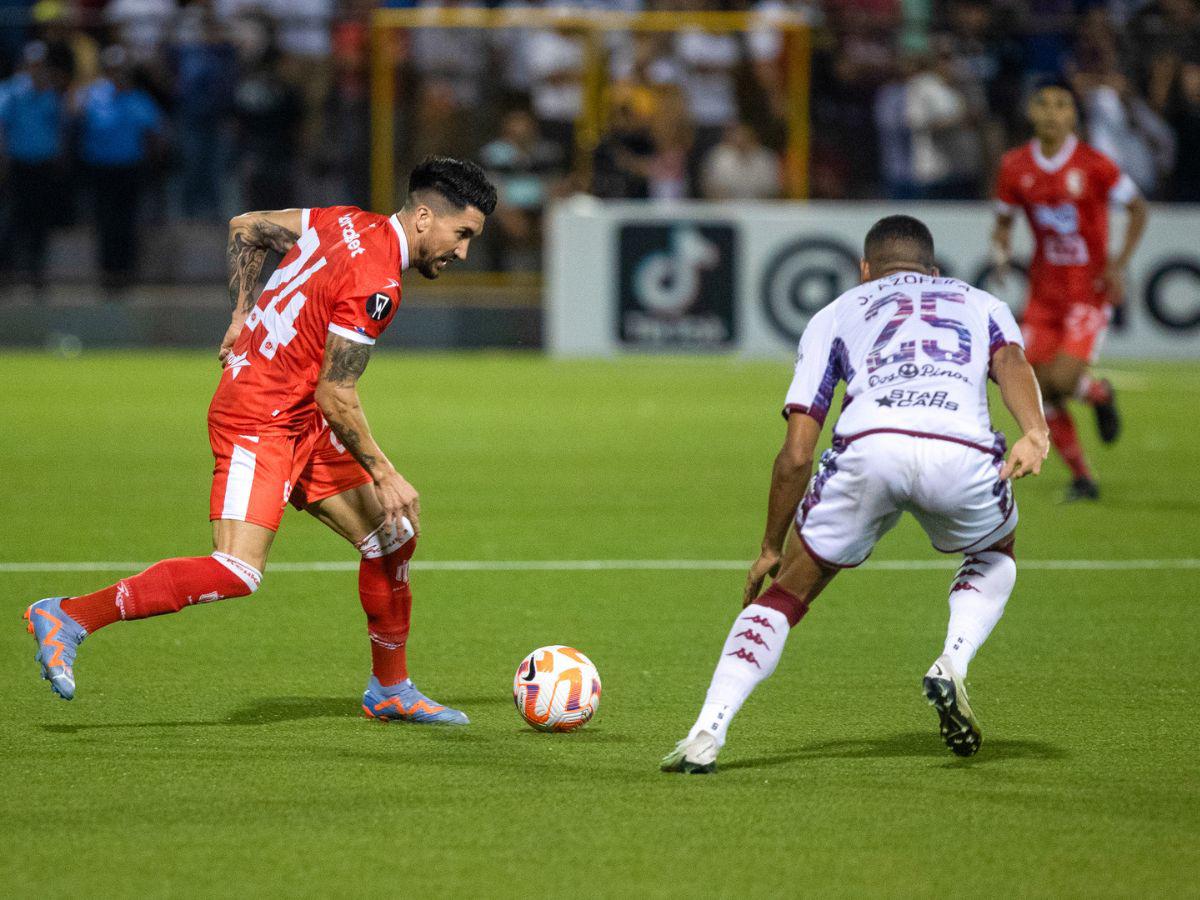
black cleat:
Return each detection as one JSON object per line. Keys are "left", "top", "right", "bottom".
{"left": 923, "top": 656, "right": 981, "bottom": 757}
{"left": 1064, "top": 476, "right": 1100, "bottom": 503}
{"left": 1092, "top": 379, "right": 1121, "bottom": 444}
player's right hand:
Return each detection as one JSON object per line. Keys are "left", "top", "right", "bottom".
{"left": 374, "top": 470, "right": 421, "bottom": 537}
{"left": 744, "top": 548, "right": 781, "bottom": 607}
{"left": 1000, "top": 430, "right": 1049, "bottom": 480}
{"left": 218, "top": 317, "right": 244, "bottom": 365}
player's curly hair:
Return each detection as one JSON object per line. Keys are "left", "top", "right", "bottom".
{"left": 864, "top": 215, "right": 935, "bottom": 268}
{"left": 407, "top": 156, "right": 498, "bottom": 216}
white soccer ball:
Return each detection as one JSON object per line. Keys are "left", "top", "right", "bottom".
{"left": 513, "top": 645, "right": 602, "bottom": 732}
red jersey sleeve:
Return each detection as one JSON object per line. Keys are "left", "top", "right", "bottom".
{"left": 328, "top": 283, "right": 401, "bottom": 345}
{"left": 994, "top": 152, "right": 1021, "bottom": 212}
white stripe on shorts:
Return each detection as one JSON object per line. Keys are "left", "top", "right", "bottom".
{"left": 221, "top": 443, "right": 257, "bottom": 520}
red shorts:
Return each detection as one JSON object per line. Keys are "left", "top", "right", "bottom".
{"left": 208, "top": 417, "right": 373, "bottom": 531}
{"left": 1021, "top": 301, "right": 1111, "bottom": 366}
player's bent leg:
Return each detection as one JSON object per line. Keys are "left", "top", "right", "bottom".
{"left": 924, "top": 534, "right": 1017, "bottom": 757}
{"left": 662, "top": 537, "right": 838, "bottom": 774}
{"left": 304, "top": 484, "right": 468, "bottom": 725}
{"left": 25, "top": 521, "right": 269, "bottom": 701}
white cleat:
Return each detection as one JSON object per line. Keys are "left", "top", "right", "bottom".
{"left": 660, "top": 731, "right": 720, "bottom": 774}
{"left": 923, "top": 654, "right": 982, "bottom": 757}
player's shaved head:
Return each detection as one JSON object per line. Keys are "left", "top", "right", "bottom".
{"left": 863, "top": 215, "right": 936, "bottom": 275}
{"left": 404, "top": 156, "right": 497, "bottom": 216}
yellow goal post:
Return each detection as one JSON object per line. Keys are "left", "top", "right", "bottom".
{"left": 369, "top": 6, "right": 813, "bottom": 212}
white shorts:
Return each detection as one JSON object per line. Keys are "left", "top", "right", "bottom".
{"left": 796, "top": 431, "right": 1017, "bottom": 567}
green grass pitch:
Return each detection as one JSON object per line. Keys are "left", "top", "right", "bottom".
{"left": 1, "top": 351, "right": 1197, "bottom": 896}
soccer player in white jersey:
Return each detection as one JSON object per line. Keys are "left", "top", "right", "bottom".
{"left": 662, "top": 215, "right": 1050, "bottom": 772}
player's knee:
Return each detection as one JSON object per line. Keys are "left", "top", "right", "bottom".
{"left": 355, "top": 524, "right": 417, "bottom": 560}
{"left": 211, "top": 552, "right": 262, "bottom": 596}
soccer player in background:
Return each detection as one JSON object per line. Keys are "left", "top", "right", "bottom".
{"left": 991, "top": 78, "right": 1147, "bottom": 502}
{"left": 662, "top": 216, "right": 1048, "bottom": 773}
{"left": 25, "top": 157, "right": 497, "bottom": 724}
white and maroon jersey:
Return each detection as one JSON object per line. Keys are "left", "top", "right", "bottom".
{"left": 994, "top": 134, "right": 1138, "bottom": 309}
{"left": 783, "top": 272, "right": 1023, "bottom": 452}
{"left": 208, "top": 205, "right": 408, "bottom": 434}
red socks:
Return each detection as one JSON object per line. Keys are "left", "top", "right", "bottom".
{"left": 756, "top": 582, "right": 811, "bottom": 627}
{"left": 1045, "top": 404, "right": 1091, "bottom": 479}
{"left": 356, "top": 528, "right": 416, "bottom": 687}
{"left": 1076, "top": 375, "right": 1112, "bottom": 406}
{"left": 60, "top": 553, "right": 262, "bottom": 634}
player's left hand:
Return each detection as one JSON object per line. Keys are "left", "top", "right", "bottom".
{"left": 1100, "top": 262, "right": 1127, "bottom": 306}
{"left": 218, "top": 316, "right": 245, "bottom": 365}
{"left": 1000, "top": 430, "right": 1050, "bottom": 480}
{"left": 744, "top": 548, "right": 781, "bottom": 607}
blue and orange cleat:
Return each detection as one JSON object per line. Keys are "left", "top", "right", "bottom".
{"left": 362, "top": 676, "right": 469, "bottom": 725}
{"left": 24, "top": 597, "right": 86, "bottom": 701}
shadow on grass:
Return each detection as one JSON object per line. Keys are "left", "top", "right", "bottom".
{"left": 41, "top": 696, "right": 361, "bottom": 733}
{"left": 40, "top": 693, "right": 515, "bottom": 734}
{"left": 720, "top": 731, "right": 1066, "bottom": 771}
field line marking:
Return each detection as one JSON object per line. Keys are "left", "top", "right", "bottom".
{"left": 1, "top": 559, "right": 1198, "bottom": 574}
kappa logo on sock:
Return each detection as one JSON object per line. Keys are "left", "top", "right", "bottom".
{"left": 739, "top": 614, "right": 776, "bottom": 632}
{"left": 395, "top": 561, "right": 410, "bottom": 584}
{"left": 115, "top": 581, "right": 131, "bottom": 620}
{"left": 950, "top": 581, "right": 981, "bottom": 594}
{"left": 733, "top": 629, "right": 771, "bottom": 650}
{"left": 957, "top": 568, "right": 984, "bottom": 578}
{"left": 725, "top": 648, "right": 762, "bottom": 668}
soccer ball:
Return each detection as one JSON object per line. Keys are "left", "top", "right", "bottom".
{"left": 513, "top": 645, "right": 601, "bottom": 732}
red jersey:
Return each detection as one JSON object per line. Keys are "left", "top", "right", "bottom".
{"left": 994, "top": 135, "right": 1138, "bottom": 309}
{"left": 208, "top": 206, "right": 408, "bottom": 434}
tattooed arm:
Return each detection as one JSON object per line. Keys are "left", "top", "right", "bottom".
{"left": 219, "top": 209, "right": 303, "bottom": 363}
{"left": 314, "top": 331, "right": 421, "bottom": 535}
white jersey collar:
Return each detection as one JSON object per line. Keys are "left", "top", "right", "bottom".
{"left": 390, "top": 214, "right": 410, "bottom": 271}
{"left": 1031, "top": 134, "right": 1078, "bottom": 174}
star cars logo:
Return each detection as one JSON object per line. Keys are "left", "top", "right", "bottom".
{"left": 366, "top": 292, "right": 393, "bottom": 321}
{"left": 875, "top": 389, "right": 959, "bottom": 410}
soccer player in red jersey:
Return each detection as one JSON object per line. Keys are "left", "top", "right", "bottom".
{"left": 991, "top": 78, "right": 1147, "bottom": 501}
{"left": 25, "top": 157, "right": 497, "bottom": 723}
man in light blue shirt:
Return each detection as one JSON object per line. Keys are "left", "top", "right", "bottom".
{"left": 74, "top": 45, "right": 165, "bottom": 288}
{"left": 0, "top": 41, "right": 68, "bottom": 287}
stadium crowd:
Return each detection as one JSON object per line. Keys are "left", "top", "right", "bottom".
{"left": 0, "top": 0, "right": 1197, "bottom": 280}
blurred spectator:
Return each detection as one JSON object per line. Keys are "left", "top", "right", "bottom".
{"left": 904, "top": 46, "right": 978, "bottom": 199}
{"left": 0, "top": 41, "right": 69, "bottom": 288}
{"left": 644, "top": 85, "right": 694, "bottom": 200}
{"left": 323, "top": 1, "right": 372, "bottom": 206}
{"left": 1165, "top": 54, "right": 1200, "bottom": 199}
{"left": 106, "top": 0, "right": 175, "bottom": 65}
{"left": 32, "top": 0, "right": 100, "bottom": 88}
{"left": 170, "top": 3, "right": 235, "bottom": 219}
{"left": 809, "top": 11, "right": 893, "bottom": 198}
{"left": 480, "top": 108, "right": 563, "bottom": 269}
{"left": 700, "top": 121, "right": 781, "bottom": 199}
{"left": 874, "top": 60, "right": 915, "bottom": 199}
{"left": 410, "top": 0, "right": 488, "bottom": 107}
{"left": 525, "top": 27, "right": 585, "bottom": 161}
{"left": 1081, "top": 77, "right": 1176, "bottom": 197}
{"left": 944, "top": 0, "right": 1023, "bottom": 161}
{"left": 1074, "top": 15, "right": 1176, "bottom": 197}
{"left": 231, "top": 13, "right": 302, "bottom": 210}
{"left": 405, "top": 79, "right": 475, "bottom": 175}
{"left": 75, "top": 44, "right": 165, "bottom": 290}
{"left": 591, "top": 94, "right": 655, "bottom": 199}
{"left": 675, "top": 19, "right": 743, "bottom": 158}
